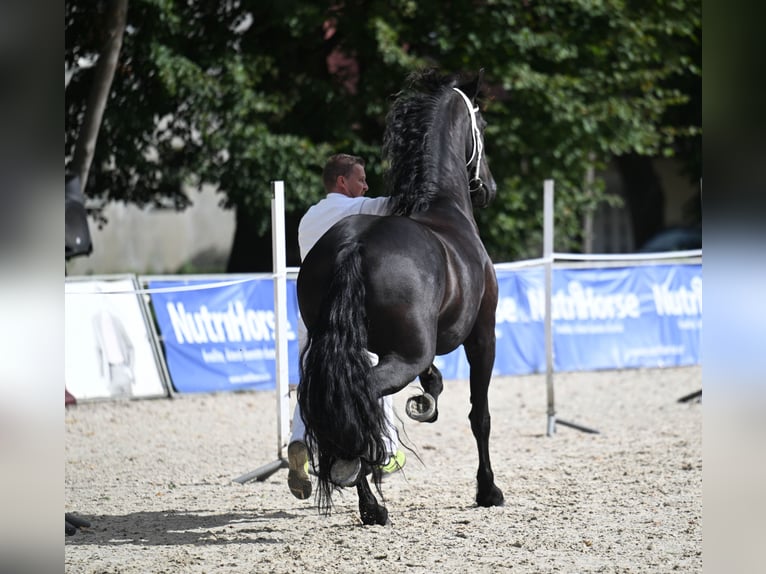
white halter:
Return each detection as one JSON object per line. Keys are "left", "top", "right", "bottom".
{"left": 452, "top": 87, "right": 484, "bottom": 186}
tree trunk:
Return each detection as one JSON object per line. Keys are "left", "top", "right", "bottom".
{"left": 581, "top": 154, "right": 596, "bottom": 253}
{"left": 226, "top": 207, "right": 301, "bottom": 272}
{"left": 615, "top": 154, "right": 665, "bottom": 250}
{"left": 70, "top": 0, "right": 128, "bottom": 194}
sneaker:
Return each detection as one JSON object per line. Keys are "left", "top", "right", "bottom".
{"left": 379, "top": 449, "right": 406, "bottom": 476}
{"left": 287, "top": 441, "right": 311, "bottom": 499}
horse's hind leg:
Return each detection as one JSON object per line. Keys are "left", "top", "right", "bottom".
{"left": 406, "top": 364, "right": 443, "bottom": 423}
{"left": 356, "top": 476, "right": 389, "bottom": 526}
{"left": 464, "top": 329, "right": 505, "bottom": 508}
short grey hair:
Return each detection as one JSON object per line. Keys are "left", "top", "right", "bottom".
{"left": 322, "top": 154, "right": 365, "bottom": 192}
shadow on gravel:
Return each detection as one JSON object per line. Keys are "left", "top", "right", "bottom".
{"left": 64, "top": 508, "right": 304, "bottom": 546}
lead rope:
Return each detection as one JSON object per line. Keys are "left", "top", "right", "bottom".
{"left": 451, "top": 87, "right": 483, "bottom": 186}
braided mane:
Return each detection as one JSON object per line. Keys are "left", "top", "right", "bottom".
{"left": 383, "top": 69, "right": 461, "bottom": 216}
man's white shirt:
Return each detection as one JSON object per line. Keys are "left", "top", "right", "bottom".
{"left": 297, "top": 193, "right": 392, "bottom": 260}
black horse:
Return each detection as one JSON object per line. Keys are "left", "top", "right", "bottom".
{"left": 297, "top": 69, "right": 504, "bottom": 525}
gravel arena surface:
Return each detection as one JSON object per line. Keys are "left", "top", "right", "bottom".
{"left": 65, "top": 366, "right": 702, "bottom": 573}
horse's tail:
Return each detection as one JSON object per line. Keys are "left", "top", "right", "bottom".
{"left": 298, "top": 242, "right": 390, "bottom": 512}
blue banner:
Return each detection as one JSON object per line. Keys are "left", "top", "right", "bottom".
{"left": 550, "top": 264, "right": 701, "bottom": 371}
{"left": 148, "top": 278, "right": 301, "bottom": 393}
{"left": 149, "top": 263, "right": 701, "bottom": 392}
{"left": 435, "top": 263, "right": 702, "bottom": 377}
{"left": 433, "top": 267, "right": 547, "bottom": 379}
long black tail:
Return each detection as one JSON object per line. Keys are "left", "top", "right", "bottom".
{"left": 298, "top": 242, "right": 390, "bottom": 512}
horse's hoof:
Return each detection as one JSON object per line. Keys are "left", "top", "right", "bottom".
{"left": 360, "top": 506, "right": 390, "bottom": 526}
{"left": 376, "top": 507, "right": 390, "bottom": 526}
{"left": 330, "top": 457, "right": 362, "bottom": 487}
{"left": 406, "top": 393, "right": 436, "bottom": 422}
{"left": 476, "top": 485, "right": 505, "bottom": 508}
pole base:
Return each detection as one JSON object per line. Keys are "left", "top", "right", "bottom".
{"left": 547, "top": 414, "right": 600, "bottom": 436}
{"left": 556, "top": 418, "right": 600, "bottom": 434}
{"left": 677, "top": 389, "right": 702, "bottom": 403}
{"left": 233, "top": 458, "right": 288, "bottom": 484}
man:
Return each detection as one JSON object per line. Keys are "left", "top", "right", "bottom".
{"left": 288, "top": 153, "right": 406, "bottom": 500}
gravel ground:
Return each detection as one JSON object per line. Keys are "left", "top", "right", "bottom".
{"left": 65, "top": 366, "right": 701, "bottom": 573}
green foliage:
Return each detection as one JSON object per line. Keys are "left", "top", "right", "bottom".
{"left": 65, "top": 0, "right": 700, "bottom": 259}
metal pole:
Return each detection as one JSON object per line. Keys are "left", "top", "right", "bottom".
{"left": 542, "top": 180, "right": 600, "bottom": 437}
{"left": 233, "top": 181, "right": 291, "bottom": 483}
{"left": 544, "top": 180, "right": 556, "bottom": 436}
{"left": 271, "top": 180, "right": 291, "bottom": 460}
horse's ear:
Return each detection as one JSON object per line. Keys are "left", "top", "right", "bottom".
{"left": 460, "top": 69, "right": 485, "bottom": 101}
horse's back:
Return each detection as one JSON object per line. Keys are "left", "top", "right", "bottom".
{"left": 298, "top": 214, "right": 447, "bottom": 323}
{"left": 297, "top": 212, "right": 492, "bottom": 357}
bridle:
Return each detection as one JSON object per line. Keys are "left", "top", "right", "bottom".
{"left": 452, "top": 87, "right": 484, "bottom": 193}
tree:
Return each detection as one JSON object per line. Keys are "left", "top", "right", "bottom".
{"left": 65, "top": 0, "right": 701, "bottom": 269}
{"left": 66, "top": 1, "right": 339, "bottom": 268}
{"left": 372, "top": 0, "right": 701, "bottom": 257}
{"left": 68, "top": 0, "right": 128, "bottom": 193}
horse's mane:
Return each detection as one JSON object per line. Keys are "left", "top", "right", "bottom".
{"left": 383, "top": 69, "right": 461, "bottom": 216}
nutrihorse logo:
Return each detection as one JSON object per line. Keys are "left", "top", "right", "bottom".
{"left": 166, "top": 300, "right": 297, "bottom": 344}
{"left": 149, "top": 279, "right": 300, "bottom": 392}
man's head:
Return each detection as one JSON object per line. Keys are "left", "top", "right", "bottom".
{"left": 323, "top": 153, "right": 368, "bottom": 197}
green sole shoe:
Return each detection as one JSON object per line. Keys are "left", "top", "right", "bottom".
{"left": 287, "top": 441, "right": 311, "bottom": 499}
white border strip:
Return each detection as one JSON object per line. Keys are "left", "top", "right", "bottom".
{"left": 553, "top": 249, "right": 702, "bottom": 262}
{"left": 494, "top": 257, "right": 551, "bottom": 271}
{"left": 68, "top": 248, "right": 702, "bottom": 297}
{"left": 65, "top": 276, "right": 261, "bottom": 295}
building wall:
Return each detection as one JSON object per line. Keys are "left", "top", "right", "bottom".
{"left": 591, "top": 158, "right": 699, "bottom": 253}
{"left": 66, "top": 158, "right": 699, "bottom": 275}
{"left": 653, "top": 158, "right": 699, "bottom": 226}
{"left": 66, "top": 186, "right": 235, "bottom": 276}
